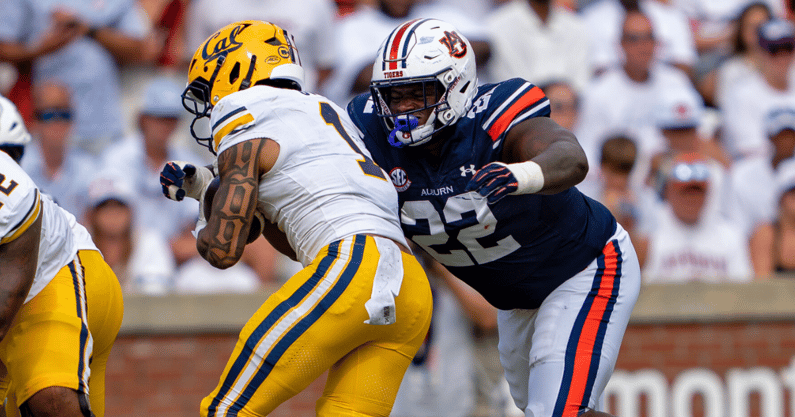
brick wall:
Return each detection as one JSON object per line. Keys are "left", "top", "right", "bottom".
{"left": 105, "top": 334, "right": 327, "bottom": 417}
{"left": 104, "top": 321, "right": 795, "bottom": 417}
{"left": 103, "top": 282, "right": 795, "bottom": 417}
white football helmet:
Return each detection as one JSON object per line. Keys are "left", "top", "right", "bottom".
{"left": 370, "top": 18, "right": 478, "bottom": 147}
{"left": 0, "top": 95, "right": 31, "bottom": 162}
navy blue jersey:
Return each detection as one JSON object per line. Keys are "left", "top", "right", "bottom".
{"left": 348, "top": 79, "right": 617, "bottom": 310}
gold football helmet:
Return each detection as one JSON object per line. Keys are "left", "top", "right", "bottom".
{"left": 182, "top": 20, "right": 304, "bottom": 153}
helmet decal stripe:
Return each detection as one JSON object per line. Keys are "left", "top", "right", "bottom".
{"left": 386, "top": 18, "right": 423, "bottom": 70}
{"left": 382, "top": 26, "right": 403, "bottom": 71}
{"left": 398, "top": 18, "right": 431, "bottom": 69}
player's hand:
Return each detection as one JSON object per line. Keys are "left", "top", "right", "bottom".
{"left": 465, "top": 162, "right": 518, "bottom": 204}
{"left": 160, "top": 161, "right": 213, "bottom": 202}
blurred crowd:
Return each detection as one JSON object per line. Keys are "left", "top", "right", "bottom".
{"left": 2, "top": 0, "right": 794, "bottom": 414}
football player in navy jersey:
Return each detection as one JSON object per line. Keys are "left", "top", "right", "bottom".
{"left": 347, "top": 18, "right": 641, "bottom": 417}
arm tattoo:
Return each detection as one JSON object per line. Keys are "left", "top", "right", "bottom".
{"left": 199, "top": 140, "right": 265, "bottom": 268}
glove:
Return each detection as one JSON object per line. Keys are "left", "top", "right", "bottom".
{"left": 465, "top": 161, "right": 544, "bottom": 204}
{"left": 160, "top": 161, "right": 214, "bottom": 202}
{"left": 465, "top": 162, "right": 518, "bottom": 204}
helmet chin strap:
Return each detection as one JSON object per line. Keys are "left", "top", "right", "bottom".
{"left": 239, "top": 55, "right": 257, "bottom": 90}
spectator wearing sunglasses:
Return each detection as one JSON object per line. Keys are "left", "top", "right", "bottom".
{"left": 18, "top": 80, "right": 99, "bottom": 218}
{"left": 575, "top": 10, "right": 696, "bottom": 193}
{"left": 540, "top": 80, "right": 580, "bottom": 132}
{"left": 640, "top": 152, "right": 753, "bottom": 283}
{"left": 645, "top": 82, "right": 732, "bottom": 222}
{"left": 721, "top": 18, "right": 795, "bottom": 161}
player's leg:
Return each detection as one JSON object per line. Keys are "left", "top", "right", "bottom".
{"left": 201, "top": 235, "right": 389, "bottom": 416}
{"left": 496, "top": 307, "right": 537, "bottom": 412}
{"left": 19, "top": 387, "right": 88, "bottom": 417}
{"left": 0, "top": 254, "right": 99, "bottom": 417}
{"left": 316, "top": 247, "right": 432, "bottom": 416}
{"left": 79, "top": 250, "right": 124, "bottom": 417}
{"left": 501, "top": 224, "right": 641, "bottom": 417}
{"left": 0, "top": 362, "right": 12, "bottom": 417}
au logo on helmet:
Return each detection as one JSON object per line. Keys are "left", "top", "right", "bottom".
{"left": 439, "top": 30, "right": 467, "bottom": 58}
{"left": 201, "top": 23, "right": 251, "bottom": 62}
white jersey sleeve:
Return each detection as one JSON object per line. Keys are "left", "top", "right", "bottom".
{"left": 0, "top": 152, "right": 77, "bottom": 303}
{"left": 0, "top": 158, "right": 40, "bottom": 246}
{"left": 212, "top": 86, "right": 408, "bottom": 265}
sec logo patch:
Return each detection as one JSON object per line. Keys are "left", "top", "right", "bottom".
{"left": 389, "top": 167, "right": 411, "bottom": 192}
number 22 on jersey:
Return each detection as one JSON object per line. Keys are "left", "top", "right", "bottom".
{"left": 401, "top": 192, "right": 520, "bottom": 266}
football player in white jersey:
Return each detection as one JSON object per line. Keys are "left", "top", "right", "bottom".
{"left": 0, "top": 96, "right": 123, "bottom": 417}
{"left": 160, "top": 21, "right": 432, "bottom": 416}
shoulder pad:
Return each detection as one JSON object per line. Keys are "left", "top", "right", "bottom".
{"left": 477, "top": 78, "right": 551, "bottom": 142}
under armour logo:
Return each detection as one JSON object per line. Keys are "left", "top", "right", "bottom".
{"left": 460, "top": 164, "right": 476, "bottom": 177}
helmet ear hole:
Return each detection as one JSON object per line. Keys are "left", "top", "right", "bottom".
{"left": 229, "top": 62, "right": 241, "bottom": 85}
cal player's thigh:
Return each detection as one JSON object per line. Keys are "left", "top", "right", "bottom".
{"left": 80, "top": 250, "right": 124, "bottom": 417}
{"left": 201, "top": 236, "right": 390, "bottom": 416}
{"left": 508, "top": 226, "right": 640, "bottom": 417}
{"left": 316, "top": 250, "right": 432, "bottom": 416}
{"left": 0, "top": 255, "right": 93, "bottom": 408}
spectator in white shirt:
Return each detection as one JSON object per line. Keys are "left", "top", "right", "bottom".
{"left": 485, "top": 0, "right": 591, "bottom": 92}
{"left": 84, "top": 174, "right": 176, "bottom": 294}
{"left": 640, "top": 151, "right": 754, "bottom": 283}
{"left": 749, "top": 160, "right": 795, "bottom": 276}
{"left": 575, "top": 9, "right": 693, "bottom": 191}
{"left": 696, "top": 2, "right": 773, "bottom": 107}
{"left": 581, "top": 0, "right": 697, "bottom": 76}
{"left": 728, "top": 109, "right": 795, "bottom": 238}
{"left": 720, "top": 18, "right": 795, "bottom": 160}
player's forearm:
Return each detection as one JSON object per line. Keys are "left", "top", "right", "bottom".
{"left": 0, "top": 41, "right": 42, "bottom": 64}
{"left": 199, "top": 141, "right": 264, "bottom": 269}
{"left": 90, "top": 28, "right": 148, "bottom": 63}
{"left": 196, "top": 227, "right": 244, "bottom": 270}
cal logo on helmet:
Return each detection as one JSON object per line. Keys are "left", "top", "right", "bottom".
{"left": 201, "top": 23, "right": 251, "bottom": 62}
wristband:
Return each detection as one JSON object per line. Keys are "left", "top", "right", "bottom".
{"left": 185, "top": 165, "right": 214, "bottom": 200}
{"left": 508, "top": 161, "right": 544, "bottom": 195}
